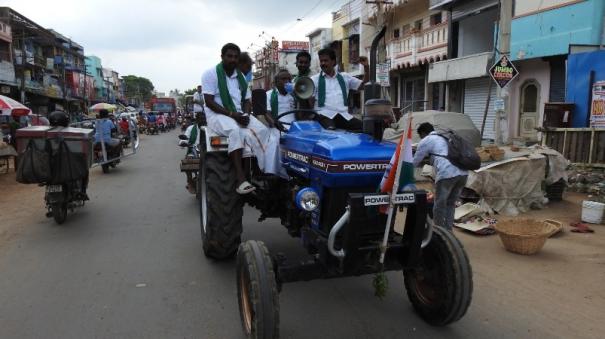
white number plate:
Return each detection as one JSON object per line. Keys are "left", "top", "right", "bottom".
{"left": 46, "top": 185, "right": 63, "bottom": 193}
{"left": 364, "top": 193, "right": 416, "bottom": 206}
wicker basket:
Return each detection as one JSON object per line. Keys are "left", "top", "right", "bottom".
{"left": 494, "top": 219, "right": 558, "bottom": 255}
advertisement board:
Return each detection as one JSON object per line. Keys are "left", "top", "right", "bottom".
{"left": 376, "top": 61, "right": 391, "bottom": 87}
{"left": 590, "top": 80, "right": 605, "bottom": 128}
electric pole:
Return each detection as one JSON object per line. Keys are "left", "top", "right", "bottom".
{"left": 495, "top": 0, "right": 513, "bottom": 145}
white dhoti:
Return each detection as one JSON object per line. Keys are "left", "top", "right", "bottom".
{"left": 206, "top": 113, "right": 282, "bottom": 175}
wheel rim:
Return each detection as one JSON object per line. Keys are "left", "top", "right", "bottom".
{"left": 412, "top": 249, "right": 445, "bottom": 307}
{"left": 240, "top": 272, "right": 253, "bottom": 334}
{"left": 200, "top": 162, "right": 208, "bottom": 233}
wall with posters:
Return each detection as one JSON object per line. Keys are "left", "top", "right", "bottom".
{"left": 566, "top": 50, "right": 605, "bottom": 127}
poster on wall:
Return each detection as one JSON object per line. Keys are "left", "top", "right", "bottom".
{"left": 376, "top": 61, "right": 391, "bottom": 87}
{"left": 590, "top": 80, "right": 605, "bottom": 128}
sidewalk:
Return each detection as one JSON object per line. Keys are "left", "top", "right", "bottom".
{"left": 457, "top": 192, "right": 605, "bottom": 338}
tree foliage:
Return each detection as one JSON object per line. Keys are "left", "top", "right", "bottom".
{"left": 123, "top": 75, "right": 155, "bottom": 102}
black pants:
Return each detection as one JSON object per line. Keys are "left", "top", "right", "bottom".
{"left": 318, "top": 114, "right": 362, "bottom": 131}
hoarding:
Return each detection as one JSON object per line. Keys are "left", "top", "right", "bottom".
{"left": 590, "top": 80, "right": 605, "bottom": 128}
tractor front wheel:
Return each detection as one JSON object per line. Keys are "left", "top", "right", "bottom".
{"left": 237, "top": 240, "right": 280, "bottom": 339}
{"left": 403, "top": 226, "right": 473, "bottom": 326}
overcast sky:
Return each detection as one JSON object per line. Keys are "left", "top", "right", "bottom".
{"left": 5, "top": 0, "right": 349, "bottom": 93}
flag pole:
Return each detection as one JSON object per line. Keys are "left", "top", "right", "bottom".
{"left": 379, "top": 113, "right": 412, "bottom": 264}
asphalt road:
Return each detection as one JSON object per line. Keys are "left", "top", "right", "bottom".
{"left": 0, "top": 130, "right": 567, "bottom": 339}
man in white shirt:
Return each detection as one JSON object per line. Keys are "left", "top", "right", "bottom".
{"left": 265, "top": 69, "right": 295, "bottom": 130}
{"left": 311, "top": 48, "right": 369, "bottom": 130}
{"left": 193, "top": 85, "right": 204, "bottom": 114}
{"left": 202, "top": 43, "right": 281, "bottom": 194}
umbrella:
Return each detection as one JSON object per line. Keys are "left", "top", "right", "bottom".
{"left": 89, "top": 103, "right": 117, "bottom": 112}
{"left": 0, "top": 95, "right": 32, "bottom": 117}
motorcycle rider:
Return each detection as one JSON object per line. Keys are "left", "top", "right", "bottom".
{"left": 49, "top": 110, "right": 89, "bottom": 200}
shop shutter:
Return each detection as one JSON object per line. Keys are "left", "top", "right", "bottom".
{"left": 463, "top": 77, "right": 497, "bottom": 141}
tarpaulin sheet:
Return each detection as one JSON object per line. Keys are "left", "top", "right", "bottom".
{"left": 466, "top": 155, "right": 547, "bottom": 216}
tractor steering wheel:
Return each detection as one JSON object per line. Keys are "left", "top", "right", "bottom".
{"left": 275, "top": 109, "right": 319, "bottom": 130}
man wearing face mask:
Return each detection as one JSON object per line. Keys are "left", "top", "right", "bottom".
{"left": 310, "top": 48, "right": 369, "bottom": 130}
{"left": 202, "top": 43, "right": 281, "bottom": 194}
{"left": 265, "top": 69, "right": 295, "bottom": 131}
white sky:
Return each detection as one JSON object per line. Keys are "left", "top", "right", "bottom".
{"left": 5, "top": 0, "right": 350, "bottom": 93}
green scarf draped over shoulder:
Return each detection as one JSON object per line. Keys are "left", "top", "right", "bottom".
{"left": 270, "top": 88, "right": 279, "bottom": 119}
{"left": 318, "top": 71, "right": 348, "bottom": 107}
{"left": 216, "top": 62, "right": 248, "bottom": 112}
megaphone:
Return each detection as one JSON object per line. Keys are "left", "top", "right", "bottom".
{"left": 293, "top": 76, "right": 315, "bottom": 100}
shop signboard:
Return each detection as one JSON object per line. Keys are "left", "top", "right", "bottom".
{"left": 590, "top": 80, "right": 605, "bottom": 128}
{"left": 489, "top": 55, "right": 519, "bottom": 89}
{"left": 281, "top": 41, "right": 309, "bottom": 52}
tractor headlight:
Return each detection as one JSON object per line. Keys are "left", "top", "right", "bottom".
{"left": 295, "top": 187, "right": 320, "bottom": 212}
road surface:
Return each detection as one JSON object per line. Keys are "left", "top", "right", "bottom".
{"left": 0, "top": 130, "right": 602, "bottom": 339}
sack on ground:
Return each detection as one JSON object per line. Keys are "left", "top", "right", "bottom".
{"left": 51, "top": 139, "right": 89, "bottom": 184}
{"left": 16, "top": 139, "right": 52, "bottom": 184}
{"left": 438, "top": 131, "right": 481, "bottom": 170}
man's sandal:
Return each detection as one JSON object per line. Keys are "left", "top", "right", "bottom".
{"left": 236, "top": 181, "right": 256, "bottom": 195}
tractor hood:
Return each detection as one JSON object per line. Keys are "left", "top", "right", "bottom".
{"left": 281, "top": 121, "right": 397, "bottom": 187}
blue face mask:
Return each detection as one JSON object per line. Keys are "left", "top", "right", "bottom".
{"left": 284, "top": 82, "right": 294, "bottom": 94}
{"left": 245, "top": 71, "right": 253, "bottom": 82}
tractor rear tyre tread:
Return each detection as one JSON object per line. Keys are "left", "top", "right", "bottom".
{"left": 404, "top": 226, "right": 473, "bottom": 326}
{"left": 200, "top": 152, "right": 243, "bottom": 260}
{"left": 237, "top": 240, "right": 279, "bottom": 339}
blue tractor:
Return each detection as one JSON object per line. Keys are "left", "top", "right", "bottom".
{"left": 196, "top": 28, "right": 471, "bottom": 339}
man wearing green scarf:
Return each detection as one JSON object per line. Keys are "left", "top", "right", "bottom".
{"left": 202, "top": 43, "right": 282, "bottom": 194}
{"left": 265, "top": 69, "right": 294, "bottom": 130}
{"left": 311, "top": 48, "right": 369, "bottom": 130}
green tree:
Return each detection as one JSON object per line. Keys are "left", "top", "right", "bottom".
{"left": 123, "top": 75, "right": 155, "bottom": 103}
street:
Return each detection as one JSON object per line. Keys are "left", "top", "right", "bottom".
{"left": 0, "top": 130, "right": 603, "bottom": 339}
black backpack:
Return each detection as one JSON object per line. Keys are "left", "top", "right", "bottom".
{"left": 433, "top": 130, "right": 481, "bottom": 170}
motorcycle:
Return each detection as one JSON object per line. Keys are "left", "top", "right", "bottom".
{"left": 94, "top": 142, "right": 122, "bottom": 173}
{"left": 159, "top": 123, "right": 166, "bottom": 133}
{"left": 44, "top": 179, "right": 87, "bottom": 224}
{"left": 146, "top": 122, "right": 158, "bottom": 135}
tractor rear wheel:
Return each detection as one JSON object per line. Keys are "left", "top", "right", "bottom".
{"left": 404, "top": 226, "right": 473, "bottom": 326}
{"left": 199, "top": 151, "right": 243, "bottom": 259}
{"left": 237, "top": 240, "right": 279, "bottom": 339}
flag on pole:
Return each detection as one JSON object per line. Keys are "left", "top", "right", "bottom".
{"left": 379, "top": 116, "right": 415, "bottom": 195}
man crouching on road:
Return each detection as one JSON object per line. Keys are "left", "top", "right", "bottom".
{"left": 201, "top": 43, "right": 281, "bottom": 194}
{"left": 412, "top": 122, "right": 468, "bottom": 231}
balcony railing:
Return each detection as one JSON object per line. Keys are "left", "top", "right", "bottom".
{"left": 389, "top": 22, "right": 449, "bottom": 66}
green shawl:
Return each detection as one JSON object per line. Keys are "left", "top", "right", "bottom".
{"left": 216, "top": 62, "right": 248, "bottom": 112}
{"left": 318, "top": 72, "right": 348, "bottom": 107}
{"left": 270, "top": 88, "right": 279, "bottom": 119}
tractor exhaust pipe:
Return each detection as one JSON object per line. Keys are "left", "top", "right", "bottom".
{"left": 369, "top": 26, "right": 386, "bottom": 83}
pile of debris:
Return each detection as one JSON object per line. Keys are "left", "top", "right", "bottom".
{"left": 567, "top": 166, "right": 605, "bottom": 202}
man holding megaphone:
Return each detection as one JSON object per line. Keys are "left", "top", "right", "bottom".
{"left": 310, "top": 48, "right": 369, "bottom": 130}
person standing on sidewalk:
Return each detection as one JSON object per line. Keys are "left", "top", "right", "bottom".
{"left": 412, "top": 122, "right": 468, "bottom": 231}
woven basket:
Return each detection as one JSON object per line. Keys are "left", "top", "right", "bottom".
{"left": 494, "top": 219, "right": 558, "bottom": 255}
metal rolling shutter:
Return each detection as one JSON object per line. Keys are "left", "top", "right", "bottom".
{"left": 463, "top": 77, "right": 496, "bottom": 141}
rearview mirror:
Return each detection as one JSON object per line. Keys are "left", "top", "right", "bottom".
{"left": 178, "top": 134, "right": 188, "bottom": 140}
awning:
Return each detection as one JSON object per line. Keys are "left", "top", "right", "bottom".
{"left": 428, "top": 52, "right": 493, "bottom": 83}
